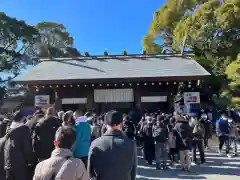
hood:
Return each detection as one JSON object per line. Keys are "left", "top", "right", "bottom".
{"left": 51, "top": 148, "right": 73, "bottom": 158}
{"left": 75, "top": 116, "right": 87, "bottom": 124}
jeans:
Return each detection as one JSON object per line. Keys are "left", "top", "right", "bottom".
{"left": 218, "top": 135, "right": 230, "bottom": 154}
{"left": 155, "top": 142, "right": 167, "bottom": 167}
{"left": 180, "top": 150, "right": 191, "bottom": 170}
{"left": 204, "top": 136, "right": 209, "bottom": 148}
{"left": 192, "top": 139, "right": 205, "bottom": 163}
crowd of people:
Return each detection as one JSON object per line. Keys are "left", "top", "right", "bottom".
{"left": 0, "top": 107, "right": 239, "bottom": 180}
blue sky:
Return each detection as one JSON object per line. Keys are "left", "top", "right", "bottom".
{"left": 1, "top": 0, "right": 165, "bottom": 55}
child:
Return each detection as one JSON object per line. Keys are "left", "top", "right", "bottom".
{"left": 167, "top": 124, "right": 177, "bottom": 168}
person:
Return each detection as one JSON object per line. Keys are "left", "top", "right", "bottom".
{"left": 167, "top": 124, "right": 177, "bottom": 168}
{"left": 0, "top": 115, "right": 8, "bottom": 138}
{"left": 216, "top": 114, "right": 231, "bottom": 157}
{"left": 88, "top": 110, "right": 137, "bottom": 180}
{"left": 122, "top": 116, "right": 135, "bottom": 140}
{"left": 200, "top": 113, "right": 212, "bottom": 149}
{"left": 73, "top": 109, "right": 91, "bottom": 168}
{"left": 32, "top": 107, "right": 61, "bottom": 162}
{"left": 142, "top": 116, "right": 155, "bottom": 165}
{"left": 91, "top": 116, "right": 101, "bottom": 141}
{"left": 62, "top": 112, "right": 75, "bottom": 128}
{"left": 174, "top": 114, "right": 193, "bottom": 171}
{"left": 85, "top": 112, "right": 93, "bottom": 125}
{"left": 228, "top": 118, "right": 238, "bottom": 156}
{"left": 33, "top": 126, "right": 88, "bottom": 180}
{"left": 153, "top": 120, "right": 168, "bottom": 170}
{"left": 25, "top": 110, "right": 44, "bottom": 135}
{"left": 191, "top": 118, "right": 205, "bottom": 165}
{"left": 57, "top": 111, "right": 65, "bottom": 121}
{"left": 4, "top": 110, "right": 34, "bottom": 180}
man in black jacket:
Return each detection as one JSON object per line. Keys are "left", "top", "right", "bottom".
{"left": 88, "top": 110, "right": 137, "bottom": 180}
{"left": 174, "top": 115, "right": 193, "bottom": 171}
{"left": 32, "top": 107, "right": 61, "bottom": 161}
{"left": 153, "top": 120, "right": 168, "bottom": 170}
{"left": 4, "top": 110, "right": 34, "bottom": 180}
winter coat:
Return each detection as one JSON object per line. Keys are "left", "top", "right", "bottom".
{"left": 33, "top": 116, "right": 61, "bottom": 160}
{"left": 0, "top": 136, "right": 6, "bottom": 180}
{"left": 201, "top": 119, "right": 212, "bottom": 138}
{"left": 153, "top": 125, "right": 168, "bottom": 143}
{"left": 174, "top": 120, "right": 193, "bottom": 150}
{"left": 33, "top": 148, "right": 88, "bottom": 180}
{"left": 142, "top": 123, "right": 154, "bottom": 142}
{"left": 91, "top": 124, "right": 101, "bottom": 141}
{"left": 168, "top": 131, "right": 176, "bottom": 149}
{"left": 88, "top": 129, "right": 137, "bottom": 180}
{"left": 0, "top": 120, "right": 8, "bottom": 138}
{"left": 123, "top": 120, "right": 135, "bottom": 139}
{"left": 216, "top": 119, "right": 229, "bottom": 137}
{"left": 4, "top": 122, "right": 33, "bottom": 171}
{"left": 73, "top": 121, "right": 91, "bottom": 158}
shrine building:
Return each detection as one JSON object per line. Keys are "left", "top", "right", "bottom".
{"left": 15, "top": 53, "right": 210, "bottom": 113}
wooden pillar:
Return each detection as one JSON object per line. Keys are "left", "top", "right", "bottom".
{"left": 86, "top": 88, "right": 94, "bottom": 111}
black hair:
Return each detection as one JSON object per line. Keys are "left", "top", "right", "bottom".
{"left": 55, "top": 126, "right": 76, "bottom": 149}
{"left": 13, "top": 110, "right": 24, "bottom": 122}
{"left": 104, "top": 110, "right": 122, "bottom": 126}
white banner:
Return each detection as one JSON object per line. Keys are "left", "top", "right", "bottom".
{"left": 35, "top": 95, "right": 50, "bottom": 107}
{"left": 62, "top": 98, "right": 87, "bottom": 104}
{"left": 184, "top": 92, "right": 200, "bottom": 104}
{"left": 94, "top": 89, "right": 134, "bottom": 103}
{"left": 141, "top": 96, "right": 167, "bottom": 102}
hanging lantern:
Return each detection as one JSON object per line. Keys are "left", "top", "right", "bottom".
{"left": 114, "top": 84, "right": 117, "bottom": 87}
{"left": 49, "top": 85, "right": 52, "bottom": 88}
{"left": 36, "top": 88, "right": 39, "bottom": 92}
{"left": 56, "top": 85, "right": 59, "bottom": 88}
{"left": 129, "top": 83, "right": 132, "bottom": 86}
{"left": 92, "top": 84, "right": 94, "bottom": 87}
{"left": 42, "top": 85, "right": 45, "bottom": 88}
{"left": 63, "top": 85, "right": 66, "bottom": 88}
{"left": 144, "top": 83, "right": 147, "bottom": 86}
{"left": 174, "top": 82, "right": 177, "bottom": 84}
{"left": 70, "top": 85, "right": 73, "bottom": 87}
{"left": 107, "top": 84, "right": 109, "bottom": 87}
{"left": 137, "top": 83, "right": 140, "bottom": 86}
{"left": 166, "top": 82, "right": 169, "bottom": 85}
{"left": 152, "top": 82, "right": 155, "bottom": 85}
{"left": 99, "top": 84, "right": 102, "bottom": 87}
{"left": 122, "top": 83, "right": 124, "bottom": 86}
{"left": 159, "top": 82, "right": 161, "bottom": 85}
{"left": 84, "top": 84, "right": 87, "bottom": 87}
{"left": 77, "top": 85, "right": 80, "bottom": 87}
{"left": 188, "top": 84, "right": 191, "bottom": 88}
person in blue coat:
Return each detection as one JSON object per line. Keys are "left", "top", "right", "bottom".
{"left": 73, "top": 110, "right": 91, "bottom": 168}
{"left": 216, "top": 113, "right": 230, "bottom": 157}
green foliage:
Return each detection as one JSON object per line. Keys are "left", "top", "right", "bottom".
{"left": 0, "top": 12, "right": 39, "bottom": 82}
{"left": 144, "top": 0, "right": 240, "bottom": 75}
{"left": 222, "top": 58, "right": 240, "bottom": 107}
{"left": 33, "top": 21, "right": 79, "bottom": 58}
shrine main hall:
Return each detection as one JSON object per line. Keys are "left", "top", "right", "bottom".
{"left": 15, "top": 53, "right": 210, "bottom": 113}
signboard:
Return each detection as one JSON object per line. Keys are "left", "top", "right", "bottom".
{"left": 35, "top": 95, "right": 50, "bottom": 107}
{"left": 62, "top": 98, "right": 87, "bottom": 104}
{"left": 184, "top": 92, "right": 200, "bottom": 104}
{"left": 94, "top": 89, "right": 134, "bottom": 103}
{"left": 141, "top": 96, "right": 167, "bottom": 102}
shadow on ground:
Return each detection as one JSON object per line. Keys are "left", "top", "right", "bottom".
{"left": 137, "top": 147, "right": 240, "bottom": 180}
